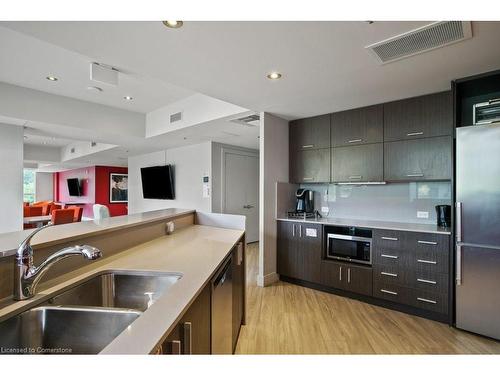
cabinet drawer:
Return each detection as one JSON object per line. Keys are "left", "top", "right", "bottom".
{"left": 373, "top": 280, "right": 409, "bottom": 304}
{"left": 410, "top": 232, "right": 450, "bottom": 253}
{"left": 413, "top": 271, "right": 449, "bottom": 294}
{"left": 373, "top": 264, "right": 409, "bottom": 286}
{"left": 414, "top": 249, "right": 449, "bottom": 274}
{"left": 410, "top": 289, "right": 448, "bottom": 315}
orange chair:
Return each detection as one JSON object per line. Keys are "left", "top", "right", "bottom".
{"left": 51, "top": 209, "right": 76, "bottom": 225}
{"left": 23, "top": 202, "right": 30, "bottom": 207}
{"left": 23, "top": 206, "right": 44, "bottom": 229}
{"left": 32, "top": 200, "right": 52, "bottom": 207}
{"left": 67, "top": 206, "right": 83, "bottom": 222}
{"left": 48, "top": 203, "right": 63, "bottom": 215}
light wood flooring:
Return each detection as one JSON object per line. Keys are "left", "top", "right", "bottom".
{"left": 235, "top": 242, "right": 500, "bottom": 354}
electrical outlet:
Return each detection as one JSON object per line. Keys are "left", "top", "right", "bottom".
{"left": 321, "top": 206, "right": 329, "bottom": 214}
{"left": 417, "top": 211, "right": 429, "bottom": 219}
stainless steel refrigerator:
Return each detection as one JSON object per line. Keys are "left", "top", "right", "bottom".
{"left": 456, "top": 123, "right": 500, "bottom": 339}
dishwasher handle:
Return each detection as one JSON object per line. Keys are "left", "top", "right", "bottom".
{"left": 213, "top": 257, "right": 232, "bottom": 288}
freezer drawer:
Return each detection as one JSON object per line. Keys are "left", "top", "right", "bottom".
{"left": 456, "top": 245, "right": 500, "bottom": 340}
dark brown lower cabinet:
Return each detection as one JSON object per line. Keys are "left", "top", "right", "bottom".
{"left": 161, "top": 284, "right": 212, "bottom": 354}
{"left": 277, "top": 221, "right": 322, "bottom": 284}
{"left": 320, "top": 261, "right": 372, "bottom": 296}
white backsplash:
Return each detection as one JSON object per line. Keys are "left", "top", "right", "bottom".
{"left": 298, "top": 181, "right": 452, "bottom": 224}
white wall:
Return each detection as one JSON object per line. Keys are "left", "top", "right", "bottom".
{"left": 258, "top": 113, "right": 289, "bottom": 287}
{"left": 0, "top": 124, "right": 24, "bottom": 233}
{"left": 128, "top": 142, "right": 212, "bottom": 214}
{"left": 35, "top": 172, "right": 54, "bottom": 202}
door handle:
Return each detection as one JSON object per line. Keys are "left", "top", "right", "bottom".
{"left": 456, "top": 201, "right": 462, "bottom": 243}
{"left": 339, "top": 266, "right": 342, "bottom": 281}
{"left": 407, "top": 131, "right": 424, "bottom": 137}
{"left": 170, "top": 340, "right": 181, "bottom": 355}
{"left": 183, "top": 322, "right": 192, "bottom": 354}
{"left": 406, "top": 173, "right": 424, "bottom": 177}
{"left": 347, "top": 268, "right": 351, "bottom": 283}
{"left": 456, "top": 244, "right": 462, "bottom": 286}
{"left": 243, "top": 204, "right": 254, "bottom": 209}
{"left": 347, "top": 139, "right": 362, "bottom": 143}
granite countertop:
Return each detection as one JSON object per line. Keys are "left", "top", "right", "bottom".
{"left": 0, "top": 223, "right": 244, "bottom": 354}
{"left": 0, "top": 208, "right": 195, "bottom": 258}
{"left": 276, "top": 216, "right": 451, "bottom": 235}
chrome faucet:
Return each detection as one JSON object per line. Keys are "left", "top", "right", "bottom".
{"left": 13, "top": 223, "right": 102, "bottom": 301}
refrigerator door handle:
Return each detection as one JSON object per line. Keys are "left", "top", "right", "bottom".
{"left": 456, "top": 244, "right": 462, "bottom": 286}
{"left": 456, "top": 201, "right": 462, "bottom": 243}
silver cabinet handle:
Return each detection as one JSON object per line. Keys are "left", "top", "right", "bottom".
{"left": 417, "top": 278, "right": 437, "bottom": 285}
{"left": 381, "top": 254, "right": 399, "bottom": 259}
{"left": 456, "top": 201, "right": 462, "bottom": 243}
{"left": 406, "top": 173, "right": 424, "bottom": 177}
{"left": 347, "top": 268, "right": 351, "bottom": 283}
{"left": 407, "top": 131, "right": 424, "bottom": 137}
{"left": 243, "top": 204, "right": 254, "bottom": 209}
{"left": 417, "top": 297, "right": 437, "bottom": 304}
{"left": 302, "top": 144, "right": 314, "bottom": 149}
{"left": 170, "top": 340, "right": 181, "bottom": 355}
{"left": 456, "top": 244, "right": 462, "bottom": 286}
{"left": 381, "top": 289, "right": 398, "bottom": 296}
{"left": 299, "top": 225, "right": 302, "bottom": 237}
{"left": 347, "top": 139, "right": 362, "bottom": 143}
{"left": 348, "top": 175, "right": 362, "bottom": 179}
{"left": 381, "top": 236, "right": 398, "bottom": 241}
{"left": 303, "top": 177, "right": 314, "bottom": 181}
{"left": 381, "top": 271, "right": 398, "bottom": 277}
{"left": 418, "top": 240, "right": 438, "bottom": 245}
{"left": 339, "top": 266, "right": 342, "bottom": 281}
{"left": 183, "top": 322, "right": 192, "bottom": 355}
{"left": 417, "top": 259, "right": 437, "bottom": 265}
{"left": 292, "top": 224, "right": 296, "bottom": 237}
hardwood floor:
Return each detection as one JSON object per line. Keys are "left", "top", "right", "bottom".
{"left": 235, "top": 242, "right": 500, "bottom": 354}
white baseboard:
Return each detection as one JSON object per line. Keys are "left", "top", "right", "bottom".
{"left": 256, "top": 272, "right": 279, "bottom": 287}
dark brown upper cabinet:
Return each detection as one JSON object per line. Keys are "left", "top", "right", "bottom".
{"left": 331, "top": 143, "right": 383, "bottom": 183}
{"left": 384, "top": 136, "right": 452, "bottom": 181}
{"left": 331, "top": 104, "right": 383, "bottom": 147}
{"left": 383, "top": 91, "right": 453, "bottom": 142}
{"left": 289, "top": 114, "right": 330, "bottom": 151}
{"left": 290, "top": 148, "right": 330, "bottom": 183}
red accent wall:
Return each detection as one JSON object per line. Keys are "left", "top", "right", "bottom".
{"left": 95, "top": 166, "right": 128, "bottom": 217}
{"left": 55, "top": 166, "right": 96, "bottom": 218}
{"left": 54, "top": 165, "right": 128, "bottom": 218}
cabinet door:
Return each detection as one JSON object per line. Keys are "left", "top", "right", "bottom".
{"left": 344, "top": 265, "right": 373, "bottom": 296}
{"left": 331, "top": 143, "right": 383, "bottom": 182}
{"left": 290, "top": 148, "right": 330, "bottom": 183}
{"left": 384, "top": 91, "right": 452, "bottom": 141}
{"left": 320, "top": 261, "right": 344, "bottom": 289}
{"left": 232, "top": 243, "right": 244, "bottom": 352}
{"left": 331, "top": 105, "right": 383, "bottom": 147}
{"left": 161, "top": 284, "right": 211, "bottom": 354}
{"left": 296, "top": 223, "right": 322, "bottom": 284}
{"left": 384, "top": 136, "right": 451, "bottom": 181}
{"left": 277, "top": 221, "right": 299, "bottom": 278}
{"left": 289, "top": 114, "right": 330, "bottom": 151}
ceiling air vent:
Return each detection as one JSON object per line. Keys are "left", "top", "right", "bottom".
{"left": 170, "top": 111, "right": 182, "bottom": 123}
{"left": 230, "top": 114, "right": 260, "bottom": 127}
{"left": 365, "top": 21, "right": 472, "bottom": 64}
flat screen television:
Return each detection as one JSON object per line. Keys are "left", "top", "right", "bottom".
{"left": 67, "top": 178, "right": 82, "bottom": 196}
{"left": 141, "top": 165, "right": 175, "bottom": 200}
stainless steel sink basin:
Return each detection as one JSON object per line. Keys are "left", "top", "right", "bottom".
{"left": 46, "top": 271, "right": 181, "bottom": 312}
{"left": 0, "top": 306, "right": 140, "bottom": 354}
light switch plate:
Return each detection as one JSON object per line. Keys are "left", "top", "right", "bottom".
{"left": 321, "top": 206, "right": 329, "bottom": 214}
{"left": 417, "top": 211, "right": 429, "bottom": 219}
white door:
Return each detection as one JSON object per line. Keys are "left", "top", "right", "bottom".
{"left": 223, "top": 151, "right": 259, "bottom": 243}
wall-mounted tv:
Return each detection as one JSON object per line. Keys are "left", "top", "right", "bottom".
{"left": 140, "top": 165, "right": 175, "bottom": 200}
{"left": 67, "top": 178, "right": 82, "bottom": 196}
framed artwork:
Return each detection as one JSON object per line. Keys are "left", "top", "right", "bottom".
{"left": 110, "top": 173, "right": 128, "bottom": 203}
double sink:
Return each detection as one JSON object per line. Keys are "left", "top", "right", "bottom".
{"left": 0, "top": 271, "right": 181, "bottom": 354}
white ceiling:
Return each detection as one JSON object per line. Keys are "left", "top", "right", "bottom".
{"left": 3, "top": 21, "right": 500, "bottom": 119}
{"left": 0, "top": 25, "right": 193, "bottom": 113}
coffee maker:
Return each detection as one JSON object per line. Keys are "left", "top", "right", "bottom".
{"left": 295, "top": 188, "right": 314, "bottom": 213}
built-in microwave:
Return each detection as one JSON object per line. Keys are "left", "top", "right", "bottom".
{"left": 473, "top": 98, "right": 500, "bottom": 125}
{"left": 325, "top": 225, "right": 372, "bottom": 265}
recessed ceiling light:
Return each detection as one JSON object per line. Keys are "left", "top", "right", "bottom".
{"left": 87, "top": 86, "right": 103, "bottom": 92}
{"left": 46, "top": 76, "right": 58, "bottom": 81}
{"left": 162, "top": 20, "right": 183, "bottom": 29}
{"left": 124, "top": 96, "right": 133, "bottom": 101}
{"left": 267, "top": 72, "right": 282, "bottom": 80}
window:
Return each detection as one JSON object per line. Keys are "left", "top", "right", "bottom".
{"left": 23, "top": 169, "right": 36, "bottom": 204}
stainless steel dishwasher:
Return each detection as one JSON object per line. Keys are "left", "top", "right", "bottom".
{"left": 211, "top": 256, "right": 233, "bottom": 354}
